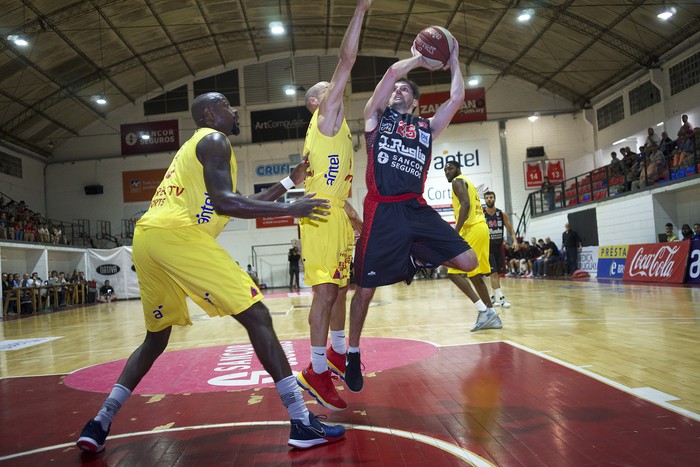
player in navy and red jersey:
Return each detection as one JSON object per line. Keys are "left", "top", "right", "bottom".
{"left": 344, "top": 39, "right": 477, "bottom": 393}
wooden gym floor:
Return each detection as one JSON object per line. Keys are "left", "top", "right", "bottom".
{"left": 1, "top": 276, "right": 699, "bottom": 466}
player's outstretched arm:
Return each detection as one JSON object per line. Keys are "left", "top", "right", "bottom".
{"left": 197, "top": 134, "right": 329, "bottom": 219}
{"left": 429, "top": 40, "right": 463, "bottom": 140}
{"left": 317, "top": 0, "right": 371, "bottom": 135}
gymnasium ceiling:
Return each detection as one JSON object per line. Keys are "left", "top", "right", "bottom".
{"left": 1, "top": 0, "right": 700, "bottom": 158}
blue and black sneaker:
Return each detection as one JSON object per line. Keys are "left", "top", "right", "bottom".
{"left": 288, "top": 412, "right": 345, "bottom": 449}
{"left": 76, "top": 419, "right": 110, "bottom": 453}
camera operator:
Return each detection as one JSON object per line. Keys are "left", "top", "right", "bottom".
{"left": 98, "top": 280, "right": 117, "bottom": 303}
{"left": 288, "top": 247, "right": 301, "bottom": 290}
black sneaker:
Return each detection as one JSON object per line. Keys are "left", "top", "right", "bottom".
{"left": 76, "top": 419, "right": 110, "bottom": 453}
{"left": 288, "top": 412, "right": 345, "bottom": 449}
{"left": 344, "top": 351, "right": 364, "bottom": 393}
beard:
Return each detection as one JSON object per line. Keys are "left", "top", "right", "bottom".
{"left": 231, "top": 122, "right": 240, "bottom": 136}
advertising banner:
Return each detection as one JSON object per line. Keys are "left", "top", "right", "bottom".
{"left": 250, "top": 106, "right": 311, "bottom": 143}
{"left": 86, "top": 247, "right": 140, "bottom": 299}
{"left": 685, "top": 240, "right": 700, "bottom": 284}
{"left": 577, "top": 246, "right": 598, "bottom": 277}
{"left": 122, "top": 168, "right": 167, "bottom": 202}
{"left": 417, "top": 87, "right": 487, "bottom": 123}
{"left": 253, "top": 183, "right": 296, "bottom": 229}
{"left": 623, "top": 242, "right": 691, "bottom": 284}
{"left": 597, "top": 245, "right": 629, "bottom": 279}
{"left": 121, "top": 120, "right": 179, "bottom": 155}
{"left": 423, "top": 139, "right": 492, "bottom": 223}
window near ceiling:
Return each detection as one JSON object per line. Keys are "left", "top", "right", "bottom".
{"left": 669, "top": 50, "right": 700, "bottom": 96}
{"left": 596, "top": 96, "right": 624, "bottom": 131}
{"left": 628, "top": 81, "right": 661, "bottom": 115}
{"left": 194, "top": 70, "right": 240, "bottom": 105}
{"left": 0, "top": 151, "right": 22, "bottom": 178}
{"left": 143, "top": 85, "right": 189, "bottom": 116}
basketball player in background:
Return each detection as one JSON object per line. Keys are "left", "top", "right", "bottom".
{"left": 295, "top": 0, "right": 368, "bottom": 412}
{"left": 346, "top": 37, "right": 479, "bottom": 393}
{"left": 76, "top": 92, "right": 344, "bottom": 453}
{"left": 483, "top": 191, "right": 519, "bottom": 307}
{"left": 444, "top": 161, "right": 503, "bottom": 332}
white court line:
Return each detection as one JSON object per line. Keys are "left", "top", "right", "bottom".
{"left": 0, "top": 422, "right": 494, "bottom": 466}
{"left": 503, "top": 340, "right": 700, "bottom": 422}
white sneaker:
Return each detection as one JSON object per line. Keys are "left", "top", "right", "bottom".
{"left": 490, "top": 295, "right": 500, "bottom": 307}
{"left": 499, "top": 297, "right": 511, "bottom": 308}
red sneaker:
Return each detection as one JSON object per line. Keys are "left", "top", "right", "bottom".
{"left": 326, "top": 347, "right": 346, "bottom": 380}
{"left": 296, "top": 363, "right": 347, "bottom": 411}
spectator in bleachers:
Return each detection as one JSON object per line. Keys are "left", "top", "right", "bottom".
{"left": 38, "top": 223, "right": 50, "bottom": 243}
{"left": 680, "top": 224, "right": 693, "bottom": 241}
{"left": 664, "top": 223, "right": 679, "bottom": 242}
{"left": 677, "top": 114, "right": 693, "bottom": 142}
{"left": 673, "top": 135, "right": 695, "bottom": 168}
{"left": 13, "top": 218, "right": 24, "bottom": 241}
{"left": 645, "top": 127, "right": 661, "bottom": 148}
{"left": 632, "top": 146, "right": 662, "bottom": 190}
{"left": 659, "top": 131, "right": 675, "bottom": 157}
{"left": 607, "top": 151, "right": 624, "bottom": 178}
{"left": 0, "top": 212, "right": 8, "bottom": 239}
{"left": 23, "top": 220, "right": 36, "bottom": 242}
{"left": 692, "top": 223, "right": 700, "bottom": 240}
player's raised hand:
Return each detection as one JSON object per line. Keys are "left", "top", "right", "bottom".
{"left": 288, "top": 193, "right": 330, "bottom": 221}
{"left": 358, "top": 0, "right": 372, "bottom": 11}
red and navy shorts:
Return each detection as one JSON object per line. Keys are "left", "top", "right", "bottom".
{"left": 489, "top": 242, "right": 506, "bottom": 274}
{"left": 354, "top": 194, "right": 470, "bottom": 288}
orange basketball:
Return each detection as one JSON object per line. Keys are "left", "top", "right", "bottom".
{"left": 413, "top": 26, "right": 455, "bottom": 67}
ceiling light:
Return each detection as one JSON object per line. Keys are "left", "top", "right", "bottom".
{"left": 468, "top": 76, "right": 480, "bottom": 86}
{"left": 613, "top": 138, "right": 628, "bottom": 145}
{"left": 284, "top": 85, "right": 296, "bottom": 96}
{"left": 269, "top": 21, "right": 285, "bottom": 35}
{"left": 657, "top": 6, "right": 676, "bottom": 20}
{"left": 518, "top": 9, "right": 534, "bottom": 22}
{"left": 656, "top": 122, "right": 664, "bottom": 127}
{"left": 7, "top": 34, "right": 28, "bottom": 46}
{"left": 141, "top": 133, "right": 150, "bottom": 141}
{"left": 528, "top": 113, "right": 539, "bottom": 122}
{"left": 93, "top": 95, "right": 107, "bottom": 105}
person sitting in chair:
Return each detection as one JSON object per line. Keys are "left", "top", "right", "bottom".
{"left": 99, "top": 280, "right": 116, "bottom": 303}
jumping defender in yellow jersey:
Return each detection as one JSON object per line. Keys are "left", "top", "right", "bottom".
{"left": 76, "top": 92, "right": 346, "bottom": 453}
{"left": 444, "top": 160, "right": 503, "bottom": 332}
{"left": 295, "top": 0, "right": 369, "bottom": 412}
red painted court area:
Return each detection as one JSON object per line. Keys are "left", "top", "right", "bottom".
{"left": 1, "top": 341, "right": 698, "bottom": 466}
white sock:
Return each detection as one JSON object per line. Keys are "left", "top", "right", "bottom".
{"left": 474, "top": 300, "right": 488, "bottom": 312}
{"left": 495, "top": 288, "right": 504, "bottom": 299}
{"left": 348, "top": 346, "right": 359, "bottom": 354}
{"left": 311, "top": 346, "right": 327, "bottom": 374}
{"left": 276, "top": 375, "right": 310, "bottom": 425}
{"left": 330, "top": 330, "right": 346, "bottom": 354}
{"left": 95, "top": 384, "right": 132, "bottom": 431}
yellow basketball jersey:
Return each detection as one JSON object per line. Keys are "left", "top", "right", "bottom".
{"left": 137, "top": 127, "right": 237, "bottom": 238}
{"left": 452, "top": 173, "right": 485, "bottom": 233}
{"left": 302, "top": 110, "right": 353, "bottom": 200}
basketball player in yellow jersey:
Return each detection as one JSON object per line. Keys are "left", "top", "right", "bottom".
{"left": 444, "top": 160, "right": 503, "bottom": 332}
{"left": 76, "top": 92, "right": 346, "bottom": 453}
{"left": 295, "top": 0, "right": 370, "bottom": 412}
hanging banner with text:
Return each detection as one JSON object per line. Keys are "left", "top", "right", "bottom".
{"left": 250, "top": 106, "right": 311, "bottom": 143}
{"left": 422, "top": 139, "right": 492, "bottom": 223}
{"left": 120, "top": 119, "right": 179, "bottom": 155}
{"left": 418, "top": 88, "right": 487, "bottom": 123}
{"left": 122, "top": 168, "right": 167, "bottom": 202}
{"left": 253, "top": 183, "right": 296, "bottom": 229}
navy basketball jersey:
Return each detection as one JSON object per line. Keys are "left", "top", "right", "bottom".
{"left": 365, "top": 108, "right": 432, "bottom": 197}
{"left": 485, "top": 208, "right": 504, "bottom": 244}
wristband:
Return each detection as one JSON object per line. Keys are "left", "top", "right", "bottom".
{"left": 281, "top": 177, "right": 295, "bottom": 191}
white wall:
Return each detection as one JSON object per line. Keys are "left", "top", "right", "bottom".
{"left": 0, "top": 146, "right": 46, "bottom": 215}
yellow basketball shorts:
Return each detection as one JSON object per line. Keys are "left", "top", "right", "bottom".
{"left": 299, "top": 202, "right": 354, "bottom": 287}
{"left": 447, "top": 221, "right": 491, "bottom": 277}
{"left": 133, "top": 226, "right": 263, "bottom": 332}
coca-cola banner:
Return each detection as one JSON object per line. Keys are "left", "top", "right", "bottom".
{"left": 686, "top": 240, "right": 700, "bottom": 284}
{"left": 623, "top": 242, "right": 691, "bottom": 284}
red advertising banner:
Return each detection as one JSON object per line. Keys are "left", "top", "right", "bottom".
{"left": 545, "top": 159, "right": 566, "bottom": 184}
{"left": 120, "top": 120, "right": 179, "bottom": 155}
{"left": 122, "top": 168, "right": 167, "bottom": 202}
{"left": 623, "top": 242, "right": 691, "bottom": 284}
{"left": 417, "top": 88, "right": 486, "bottom": 123}
{"left": 524, "top": 161, "right": 544, "bottom": 189}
